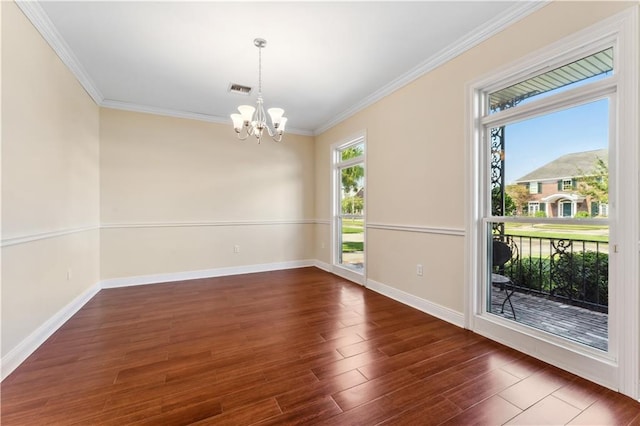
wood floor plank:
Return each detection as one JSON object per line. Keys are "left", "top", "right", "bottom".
{"left": 2, "top": 267, "right": 639, "bottom": 425}
{"left": 276, "top": 369, "right": 367, "bottom": 413}
{"left": 252, "top": 396, "right": 342, "bottom": 426}
{"left": 190, "top": 398, "right": 282, "bottom": 426}
{"left": 331, "top": 369, "right": 420, "bottom": 411}
{"left": 376, "top": 395, "right": 462, "bottom": 426}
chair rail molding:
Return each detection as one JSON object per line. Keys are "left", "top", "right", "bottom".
{"left": 1, "top": 225, "right": 99, "bottom": 247}
{"left": 366, "top": 222, "right": 465, "bottom": 237}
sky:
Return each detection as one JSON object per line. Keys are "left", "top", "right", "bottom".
{"left": 502, "top": 98, "right": 609, "bottom": 184}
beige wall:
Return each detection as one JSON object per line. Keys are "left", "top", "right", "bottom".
{"left": 1, "top": 2, "right": 100, "bottom": 357}
{"left": 99, "top": 109, "right": 315, "bottom": 279}
{"left": 314, "top": 1, "right": 636, "bottom": 313}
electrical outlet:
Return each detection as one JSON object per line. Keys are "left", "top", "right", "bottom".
{"left": 416, "top": 264, "right": 423, "bottom": 276}
{"left": 67, "top": 268, "right": 72, "bottom": 280}
{"left": 321, "top": 241, "right": 325, "bottom": 249}
{"left": 234, "top": 245, "right": 240, "bottom": 254}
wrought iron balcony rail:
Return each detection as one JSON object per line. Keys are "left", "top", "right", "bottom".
{"left": 496, "top": 234, "right": 608, "bottom": 313}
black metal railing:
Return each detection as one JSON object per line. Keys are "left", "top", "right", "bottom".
{"left": 498, "top": 234, "right": 608, "bottom": 313}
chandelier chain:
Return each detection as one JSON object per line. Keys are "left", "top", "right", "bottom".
{"left": 258, "top": 44, "right": 262, "bottom": 96}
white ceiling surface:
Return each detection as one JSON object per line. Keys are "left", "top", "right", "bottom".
{"left": 28, "top": 1, "right": 543, "bottom": 135}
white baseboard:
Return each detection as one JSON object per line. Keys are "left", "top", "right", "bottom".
{"left": 314, "top": 260, "right": 332, "bottom": 273}
{"left": 2, "top": 261, "right": 465, "bottom": 383}
{"left": 100, "top": 259, "right": 316, "bottom": 288}
{"left": 1, "top": 282, "right": 101, "bottom": 381}
{"left": 367, "top": 278, "right": 465, "bottom": 328}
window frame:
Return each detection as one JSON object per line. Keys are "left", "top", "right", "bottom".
{"left": 465, "top": 8, "right": 638, "bottom": 399}
{"left": 331, "top": 132, "right": 367, "bottom": 285}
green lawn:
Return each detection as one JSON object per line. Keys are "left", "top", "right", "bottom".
{"left": 343, "top": 226, "right": 363, "bottom": 234}
{"left": 503, "top": 223, "right": 609, "bottom": 242}
{"left": 532, "top": 224, "right": 608, "bottom": 231}
{"left": 342, "top": 218, "right": 364, "bottom": 234}
{"left": 342, "top": 241, "right": 364, "bottom": 252}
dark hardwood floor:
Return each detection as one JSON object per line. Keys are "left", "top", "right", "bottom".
{"left": 2, "top": 267, "right": 639, "bottom": 425}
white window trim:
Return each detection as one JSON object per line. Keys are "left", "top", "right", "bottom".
{"left": 465, "top": 8, "right": 638, "bottom": 399}
{"left": 529, "top": 182, "right": 539, "bottom": 194}
{"left": 331, "top": 131, "right": 367, "bottom": 285}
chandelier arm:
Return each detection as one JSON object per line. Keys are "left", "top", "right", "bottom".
{"left": 235, "top": 129, "right": 250, "bottom": 141}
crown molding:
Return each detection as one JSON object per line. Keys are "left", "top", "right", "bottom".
{"left": 15, "top": 1, "right": 104, "bottom": 105}
{"left": 18, "top": 0, "right": 546, "bottom": 139}
{"left": 101, "top": 100, "right": 229, "bottom": 125}
{"left": 17, "top": 0, "right": 314, "bottom": 137}
{"left": 100, "top": 100, "right": 315, "bottom": 137}
{"left": 313, "top": 1, "right": 549, "bottom": 135}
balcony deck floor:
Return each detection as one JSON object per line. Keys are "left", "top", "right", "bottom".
{"left": 490, "top": 288, "right": 608, "bottom": 351}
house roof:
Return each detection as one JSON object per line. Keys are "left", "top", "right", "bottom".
{"left": 516, "top": 149, "right": 608, "bottom": 182}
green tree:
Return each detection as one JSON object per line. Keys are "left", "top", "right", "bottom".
{"left": 340, "top": 146, "right": 364, "bottom": 194}
{"left": 342, "top": 195, "right": 363, "bottom": 214}
{"left": 577, "top": 157, "right": 608, "bottom": 204}
{"left": 492, "top": 187, "right": 516, "bottom": 216}
{"left": 506, "top": 184, "right": 530, "bottom": 216}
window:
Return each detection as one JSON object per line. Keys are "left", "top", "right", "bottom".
{"left": 332, "top": 136, "right": 366, "bottom": 282}
{"left": 468, "top": 8, "right": 637, "bottom": 400}
{"left": 599, "top": 203, "right": 608, "bottom": 217}
{"left": 477, "top": 46, "right": 615, "bottom": 352}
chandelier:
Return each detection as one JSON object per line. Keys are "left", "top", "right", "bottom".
{"left": 230, "top": 38, "right": 287, "bottom": 143}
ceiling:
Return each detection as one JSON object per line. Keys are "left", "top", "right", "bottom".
{"left": 21, "top": 1, "right": 544, "bottom": 135}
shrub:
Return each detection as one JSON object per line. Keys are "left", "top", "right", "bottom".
{"left": 509, "top": 257, "right": 551, "bottom": 292}
{"left": 534, "top": 211, "right": 546, "bottom": 218}
{"left": 553, "top": 251, "right": 608, "bottom": 305}
{"left": 575, "top": 211, "right": 590, "bottom": 218}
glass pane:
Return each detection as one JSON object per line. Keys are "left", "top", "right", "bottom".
{"left": 487, "top": 97, "right": 610, "bottom": 351}
{"left": 490, "top": 99, "right": 609, "bottom": 219}
{"left": 489, "top": 48, "right": 613, "bottom": 113}
{"left": 340, "top": 143, "right": 365, "bottom": 162}
{"left": 340, "top": 217, "right": 364, "bottom": 270}
{"left": 488, "top": 221, "right": 609, "bottom": 351}
{"left": 340, "top": 165, "right": 364, "bottom": 215}
{"left": 338, "top": 161, "right": 364, "bottom": 271}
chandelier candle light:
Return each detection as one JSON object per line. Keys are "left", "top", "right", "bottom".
{"left": 231, "top": 38, "right": 287, "bottom": 143}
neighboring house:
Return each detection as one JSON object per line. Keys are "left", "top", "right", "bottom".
{"left": 515, "top": 149, "right": 608, "bottom": 218}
